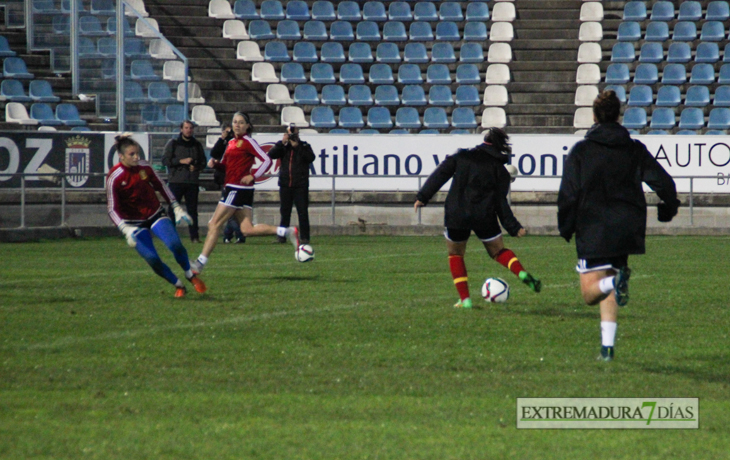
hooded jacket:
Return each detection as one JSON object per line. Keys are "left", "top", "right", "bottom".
{"left": 416, "top": 142, "right": 522, "bottom": 236}
{"left": 161, "top": 134, "right": 207, "bottom": 184}
{"left": 268, "top": 140, "right": 315, "bottom": 188}
{"left": 558, "top": 122, "right": 679, "bottom": 259}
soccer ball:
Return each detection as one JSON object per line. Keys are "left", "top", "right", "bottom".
{"left": 295, "top": 244, "right": 314, "bottom": 263}
{"left": 481, "top": 277, "right": 509, "bottom": 303}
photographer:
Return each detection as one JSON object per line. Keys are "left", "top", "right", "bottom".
{"left": 269, "top": 125, "right": 316, "bottom": 244}
{"left": 210, "top": 121, "right": 245, "bottom": 244}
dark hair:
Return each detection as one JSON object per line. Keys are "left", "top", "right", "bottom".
{"left": 221, "top": 121, "right": 232, "bottom": 130}
{"left": 180, "top": 119, "right": 195, "bottom": 130}
{"left": 114, "top": 133, "right": 140, "bottom": 154}
{"left": 483, "top": 127, "right": 511, "bottom": 155}
{"left": 233, "top": 111, "right": 253, "bottom": 134}
{"left": 593, "top": 90, "right": 621, "bottom": 123}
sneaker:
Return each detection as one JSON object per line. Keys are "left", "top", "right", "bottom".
{"left": 235, "top": 237, "right": 246, "bottom": 244}
{"left": 614, "top": 266, "right": 631, "bottom": 307}
{"left": 300, "top": 239, "right": 310, "bottom": 245}
{"left": 189, "top": 275, "right": 207, "bottom": 294}
{"left": 274, "top": 236, "right": 286, "bottom": 244}
{"left": 285, "top": 226, "right": 299, "bottom": 249}
{"left": 597, "top": 346, "right": 614, "bottom": 362}
{"left": 454, "top": 298, "right": 473, "bottom": 309}
{"left": 190, "top": 259, "right": 203, "bottom": 275}
{"left": 519, "top": 271, "right": 542, "bottom": 293}
{"left": 174, "top": 286, "right": 187, "bottom": 298}
{"left": 223, "top": 238, "right": 231, "bottom": 244}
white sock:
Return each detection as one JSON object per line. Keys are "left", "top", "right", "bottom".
{"left": 276, "top": 226, "right": 287, "bottom": 237}
{"left": 598, "top": 276, "right": 615, "bottom": 295}
{"left": 185, "top": 269, "right": 193, "bottom": 279}
{"left": 197, "top": 255, "right": 208, "bottom": 266}
{"left": 601, "top": 321, "right": 617, "bottom": 347}
{"left": 175, "top": 280, "right": 184, "bottom": 288}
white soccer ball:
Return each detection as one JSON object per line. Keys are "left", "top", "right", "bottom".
{"left": 481, "top": 277, "right": 510, "bottom": 303}
{"left": 295, "top": 244, "right": 314, "bottom": 263}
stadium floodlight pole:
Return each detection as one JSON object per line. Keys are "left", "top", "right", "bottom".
{"left": 71, "top": 0, "right": 79, "bottom": 96}
{"left": 116, "top": 1, "right": 126, "bottom": 131}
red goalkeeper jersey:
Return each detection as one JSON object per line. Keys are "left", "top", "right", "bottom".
{"left": 106, "top": 160, "right": 176, "bottom": 226}
{"left": 217, "top": 134, "right": 271, "bottom": 189}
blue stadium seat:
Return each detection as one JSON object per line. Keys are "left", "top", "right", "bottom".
{"left": 650, "top": 1, "right": 674, "bottom": 21}
{"left": 700, "top": 21, "right": 725, "bottom": 42}
{"left": 337, "top": 1, "right": 361, "bottom": 20}
{"left": 451, "top": 108, "right": 477, "bottom": 129}
{"left": 264, "top": 42, "right": 290, "bottom": 62}
{"left": 432, "top": 43, "right": 456, "bottom": 63}
{"left": 374, "top": 85, "right": 399, "bottom": 106}
{"left": 303, "top": 21, "right": 328, "bottom": 41}
{"left": 719, "top": 64, "right": 730, "bottom": 84}
{"left": 348, "top": 85, "right": 373, "bottom": 105}
{"left": 389, "top": 129, "right": 410, "bottom": 134}
{"left": 330, "top": 21, "right": 354, "bottom": 41}
{"left": 79, "top": 15, "right": 107, "bottom": 36}
{"left": 463, "top": 22, "right": 488, "bottom": 41}
{"left": 310, "top": 106, "right": 337, "bottom": 128}
{"left": 293, "top": 84, "right": 319, "bottom": 105}
{"left": 388, "top": 2, "right": 412, "bottom": 21}
{"left": 349, "top": 42, "right": 373, "bottom": 63}
{"left": 368, "top": 64, "right": 394, "bottom": 84}
{"left": 707, "top": 1, "right": 730, "bottom": 20}
{"left": 708, "top": 108, "right": 730, "bottom": 129}
{"left": 398, "top": 64, "right": 423, "bottom": 84}
{"left": 53, "top": 15, "right": 70, "bottom": 34}
{"left": 1, "top": 80, "right": 31, "bottom": 102}
{"left": 260, "top": 0, "right": 284, "bottom": 20}
{"left": 604, "top": 85, "right": 627, "bottom": 103}
{"left": 395, "top": 107, "right": 421, "bottom": 128}
{"left": 401, "top": 85, "right": 426, "bottom": 106}
{"left": 359, "top": 129, "right": 380, "bottom": 134}
{"left": 423, "top": 107, "right": 449, "bottom": 129}
{"left": 404, "top": 43, "right": 428, "bottom": 63}
{"left": 456, "top": 64, "right": 480, "bottom": 84}
{"left": 321, "top": 42, "right": 346, "bottom": 63}
{"left": 662, "top": 64, "right": 686, "bottom": 85}
{"left": 655, "top": 86, "right": 681, "bottom": 107}
{"left": 419, "top": 130, "right": 440, "bottom": 134}
{"left": 690, "top": 64, "right": 715, "bottom": 85}
{"left": 685, "top": 86, "right": 710, "bottom": 107}
{"left": 617, "top": 21, "right": 641, "bottom": 41}
{"left": 286, "top": 0, "right": 310, "bottom": 20}
{"left": 713, "top": 86, "right": 730, "bottom": 106}
{"left": 428, "top": 86, "right": 454, "bottom": 106}
{"left": 32, "top": 0, "right": 59, "bottom": 14}
{"left": 623, "top": 1, "right": 647, "bottom": 21}
{"left": 672, "top": 22, "right": 697, "bottom": 41}
{"left": 706, "top": 130, "right": 727, "bottom": 135}
{"left": 639, "top": 42, "right": 664, "bottom": 63}
{"left": 367, "top": 107, "right": 393, "bottom": 129}
{"left": 30, "top": 103, "right": 63, "bottom": 126}
{"left": 455, "top": 86, "right": 480, "bottom": 106}
{"left": 435, "top": 22, "right": 460, "bottom": 41}
{"left": 329, "top": 129, "right": 350, "bottom": 133}
{"left": 3, "top": 58, "right": 34, "bottom": 79}
{"left": 678, "top": 1, "right": 702, "bottom": 20}
{"left": 293, "top": 42, "right": 318, "bottom": 63}
{"left": 56, "top": 103, "right": 86, "bottom": 126}
{"left": 466, "top": 2, "right": 489, "bottom": 22}
{"left": 634, "top": 63, "right": 658, "bottom": 84}
{"left": 679, "top": 108, "right": 705, "bottom": 129}
{"left": 459, "top": 43, "right": 483, "bottom": 63}
{"left": 611, "top": 43, "right": 635, "bottom": 62}
{"left": 410, "top": 22, "right": 434, "bottom": 41}
{"left": 383, "top": 21, "right": 407, "bottom": 41}
{"left": 29, "top": 80, "right": 60, "bottom": 103}
{"left": 107, "top": 17, "right": 134, "bottom": 36}
{"left": 340, "top": 64, "right": 365, "bottom": 84}
{"left": 450, "top": 129, "right": 472, "bottom": 135}
{"left": 311, "top": 1, "right": 335, "bottom": 21}
{"left": 696, "top": 43, "right": 720, "bottom": 63}
{"left": 645, "top": 22, "right": 669, "bottom": 42}
{"left": 622, "top": 108, "right": 647, "bottom": 129}
{"left": 628, "top": 85, "right": 653, "bottom": 107}
{"left": 439, "top": 2, "right": 463, "bottom": 21}
{"left": 124, "top": 39, "right": 149, "bottom": 59}
{"left": 666, "top": 43, "right": 690, "bottom": 63}
{"left": 356, "top": 21, "right": 380, "bottom": 41}
{"left": 310, "top": 63, "right": 336, "bottom": 84}
{"left": 101, "top": 60, "right": 116, "bottom": 79}
{"left": 98, "top": 37, "right": 116, "bottom": 57}
{"left": 676, "top": 130, "right": 698, "bottom": 135}
{"left": 0, "top": 36, "right": 16, "bottom": 57}
{"left": 321, "top": 85, "right": 346, "bottom": 105}
{"left": 124, "top": 81, "right": 147, "bottom": 104}
{"left": 130, "top": 60, "right": 160, "bottom": 81}
{"left": 376, "top": 43, "right": 401, "bottom": 63}
{"left": 234, "top": 0, "right": 259, "bottom": 19}
{"left": 248, "top": 20, "right": 275, "bottom": 40}
{"left": 426, "top": 64, "right": 451, "bottom": 84}
{"left": 165, "top": 105, "right": 186, "bottom": 125}
{"left": 148, "top": 82, "right": 176, "bottom": 103}
{"left": 339, "top": 107, "right": 364, "bottom": 128}
{"left": 413, "top": 2, "right": 438, "bottom": 21}
{"left": 277, "top": 20, "right": 301, "bottom": 40}
{"left": 78, "top": 38, "right": 100, "bottom": 59}
{"left": 650, "top": 108, "right": 675, "bottom": 129}
{"left": 605, "top": 64, "right": 630, "bottom": 84}
{"left": 363, "top": 1, "right": 387, "bottom": 21}
{"left": 646, "top": 130, "right": 669, "bottom": 135}
{"left": 61, "top": 0, "right": 86, "bottom": 14}
{"left": 280, "top": 63, "right": 307, "bottom": 83}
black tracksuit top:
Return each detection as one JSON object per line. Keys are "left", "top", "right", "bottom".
{"left": 268, "top": 140, "right": 316, "bottom": 188}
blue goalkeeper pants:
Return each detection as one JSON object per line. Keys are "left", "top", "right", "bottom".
{"left": 134, "top": 217, "right": 191, "bottom": 286}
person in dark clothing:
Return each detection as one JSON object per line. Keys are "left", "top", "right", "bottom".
{"left": 268, "top": 125, "right": 316, "bottom": 244}
{"left": 210, "top": 122, "right": 245, "bottom": 244}
{"left": 162, "top": 120, "right": 208, "bottom": 243}
{"left": 414, "top": 128, "right": 542, "bottom": 310}
{"left": 558, "top": 90, "right": 679, "bottom": 362}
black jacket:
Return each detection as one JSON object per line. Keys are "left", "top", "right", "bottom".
{"left": 416, "top": 143, "right": 522, "bottom": 236}
{"left": 161, "top": 134, "right": 207, "bottom": 184}
{"left": 268, "top": 140, "right": 316, "bottom": 188}
{"left": 210, "top": 133, "right": 233, "bottom": 186}
{"left": 558, "top": 122, "right": 679, "bottom": 259}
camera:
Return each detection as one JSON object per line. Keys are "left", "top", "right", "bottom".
{"left": 288, "top": 123, "right": 300, "bottom": 143}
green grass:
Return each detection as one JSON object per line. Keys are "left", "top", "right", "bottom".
{"left": 2, "top": 235, "right": 729, "bottom": 459}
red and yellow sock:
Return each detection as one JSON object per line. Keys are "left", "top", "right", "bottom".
{"left": 448, "top": 255, "right": 470, "bottom": 301}
{"left": 494, "top": 248, "right": 525, "bottom": 277}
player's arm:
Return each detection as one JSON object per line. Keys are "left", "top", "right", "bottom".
{"left": 106, "top": 172, "right": 138, "bottom": 247}
{"left": 637, "top": 141, "right": 680, "bottom": 222}
{"left": 249, "top": 139, "right": 272, "bottom": 181}
{"left": 161, "top": 140, "right": 177, "bottom": 168}
{"left": 267, "top": 141, "right": 286, "bottom": 160}
{"left": 300, "top": 141, "right": 316, "bottom": 164}
{"left": 416, "top": 154, "right": 457, "bottom": 206}
{"left": 557, "top": 148, "right": 581, "bottom": 242}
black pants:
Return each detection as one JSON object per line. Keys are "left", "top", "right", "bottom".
{"left": 279, "top": 186, "right": 310, "bottom": 242}
{"left": 168, "top": 182, "right": 200, "bottom": 241}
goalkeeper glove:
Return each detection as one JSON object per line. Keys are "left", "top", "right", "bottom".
{"left": 172, "top": 201, "right": 192, "bottom": 226}
{"left": 119, "top": 223, "right": 138, "bottom": 248}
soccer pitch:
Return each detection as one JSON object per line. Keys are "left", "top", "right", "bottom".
{"left": 2, "top": 235, "right": 729, "bottom": 459}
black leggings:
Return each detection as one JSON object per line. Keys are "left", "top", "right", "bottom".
{"left": 279, "top": 186, "right": 310, "bottom": 242}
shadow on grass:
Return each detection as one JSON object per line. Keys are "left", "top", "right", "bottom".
{"left": 641, "top": 355, "right": 730, "bottom": 385}
{"left": 506, "top": 307, "right": 598, "bottom": 319}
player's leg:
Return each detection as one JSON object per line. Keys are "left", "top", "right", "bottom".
{"left": 293, "top": 187, "right": 311, "bottom": 244}
{"left": 577, "top": 257, "right": 630, "bottom": 306}
{"left": 192, "top": 201, "right": 236, "bottom": 273}
{"left": 577, "top": 261, "right": 626, "bottom": 361}
{"left": 277, "top": 186, "right": 294, "bottom": 243}
{"left": 133, "top": 227, "right": 186, "bottom": 296}
{"left": 445, "top": 228, "right": 472, "bottom": 309}
{"left": 151, "top": 217, "right": 207, "bottom": 293}
{"left": 184, "top": 183, "right": 200, "bottom": 242}
{"left": 482, "top": 234, "right": 541, "bottom": 293}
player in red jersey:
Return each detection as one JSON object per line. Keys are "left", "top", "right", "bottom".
{"left": 190, "top": 112, "right": 299, "bottom": 274}
{"left": 107, "top": 134, "right": 207, "bottom": 297}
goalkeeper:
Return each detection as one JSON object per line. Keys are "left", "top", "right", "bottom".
{"left": 106, "top": 134, "right": 207, "bottom": 298}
